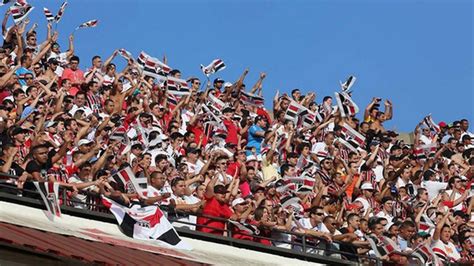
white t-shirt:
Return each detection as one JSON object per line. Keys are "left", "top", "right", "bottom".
{"left": 396, "top": 177, "right": 413, "bottom": 189}
{"left": 375, "top": 210, "right": 393, "bottom": 223}
{"left": 186, "top": 160, "right": 204, "bottom": 176}
{"left": 67, "top": 175, "right": 96, "bottom": 209}
{"left": 146, "top": 183, "right": 172, "bottom": 205}
{"left": 432, "top": 239, "right": 460, "bottom": 262}
{"left": 169, "top": 193, "right": 200, "bottom": 230}
{"left": 445, "top": 189, "right": 463, "bottom": 211}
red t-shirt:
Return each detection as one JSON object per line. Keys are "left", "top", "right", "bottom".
{"left": 197, "top": 196, "right": 233, "bottom": 235}
{"left": 226, "top": 161, "right": 240, "bottom": 177}
{"left": 223, "top": 119, "right": 238, "bottom": 145}
{"left": 187, "top": 124, "right": 208, "bottom": 147}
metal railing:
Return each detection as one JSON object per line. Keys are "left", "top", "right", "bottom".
{"left": 0, "top": 174, "right": 424, "bottom": 265}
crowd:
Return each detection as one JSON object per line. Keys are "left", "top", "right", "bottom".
{"left": 0, "top": 5, "right": 473, "bottom": 265}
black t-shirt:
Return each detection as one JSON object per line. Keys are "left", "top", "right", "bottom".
{"left": 338, "top": 227, "right": 359, "bottom": 261}
{"left": 0, "top": 158, "right": 24, "bottom": 176}
{"left": 25, "top": 150, "right": 55, "bottom": 181}
{"left": 442, "top": 149, "right": 455, "bottom": 159}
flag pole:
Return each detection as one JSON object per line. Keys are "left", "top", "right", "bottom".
{"left": 201, "top": 76, "right": 210, "bottom": 92}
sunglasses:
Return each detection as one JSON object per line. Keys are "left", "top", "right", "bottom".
{"left": 315, "top": 213, "right": 325, "bottom": 216}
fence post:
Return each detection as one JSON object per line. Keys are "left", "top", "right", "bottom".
{"left": 61, "top": 188, "right": 67, "bottom": 206}
{"left": 302, "top": 235, "right": 306, "bottom": 253}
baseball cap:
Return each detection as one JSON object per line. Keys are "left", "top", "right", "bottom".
{"left": 213, "top": 78, "right": 224, "bottom": 84}
{"left": 44, "top": 121, "right": 57, "bottom": 128}
{"left": 78, "top": 139, "right": 93, "bottom": 146}
{"left": 223, "top": 82, "right": 233, "bottom": 88}
{"left": 214, "top": 184, "right": 227, "bottom": 194}
{"left": 232, "top": 197, "right": 245, "bottom": 207}
{"left": 254, "top": 115, "right": 265, "bottom": 123}
{"left": 47, "top": 58, "right": 60, "bottom": 65}
{"left": 438, "top": 121, "right": 447, "bottom": 128}
{"left": 361, "top": 182, "right": 374, "bottom": 190}
{"left": 246, "top": 155, "right": 257, "bottom": 162}
{"left": 10, "top": 126, "right": 28, "bottom": 136}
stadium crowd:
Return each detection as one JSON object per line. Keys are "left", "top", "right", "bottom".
{"left": 0, "top": 5, "right": 473, "bottom": 265}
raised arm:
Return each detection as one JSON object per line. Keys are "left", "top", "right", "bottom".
{"left": 250, "top": 72, "right": 266, "bottom": 94}
{"left": 26, "top": 22, "right": 37, "bottom": 36}
{"left": 51, "top": 131, "right": 74, "bottom": 164}
{"left": 38, "top": 23, "right": 52, "bottom": 51}
{"left": 364, "top": 97, "right": 378, "bottom": 121}
{"left": 384, "top": 100, "right": 393, "bottom": 120}
{"left": 65, "top": 34, "right": 75, "bottom": 58}
{"left": 204, "top": 174, "right": 219, "bottom": 199}
{"left": 102, "top": 50, "right": 118, "bottom": 73}
{"left": 433, "top": 212, "right": 450, "bottom": 241}
{"left": 2, "top": 9, "right": 10, "bottom": 37}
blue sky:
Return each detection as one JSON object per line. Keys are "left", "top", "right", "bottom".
{"left": 17, "top": 0, "right": 473, "bottom": 131}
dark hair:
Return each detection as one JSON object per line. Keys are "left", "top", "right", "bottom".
{"left": 399, "top": 220, "right": 416, "bottom": 229}
{"left": 322, "top": 96, "right": 332, "bottom": 102}
{"left": 171, "top": 177, "right": 185, "bottom": 187}
{"left": 20, "top": 55, "right": 29, "bottom": 64}
{"left": 291, "top": 89, "right": 300, "bottom": 95}
{"left": 70, "top": 55, "right": 80, "bottom": 62}
{"left": 347, "top": 213, "right": 360, "bottom": 223}
{"left": 296, "top": 142, "right": 311, "bottom": 153}
{"left": 254, "top": 207, "right": 266, "bottom": 221}
{"left": 280, "top": 163, "right": 292, "bottom": 176}
{"left": 155, "top": 154, "right": 168, "bottom": 164}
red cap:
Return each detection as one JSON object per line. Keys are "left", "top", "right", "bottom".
{"left": 438, "top": 121, "right": 447, "bottom": 128}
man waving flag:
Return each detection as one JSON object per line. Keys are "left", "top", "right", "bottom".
{"left": 201, "top": 59, "right": 226, "bottom": 77}
{"left": 102, "top": 196, "right": 191, "bottom": 250}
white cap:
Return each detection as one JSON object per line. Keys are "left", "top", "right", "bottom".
{"left": 77, "top": 139, "right": 93, "bottom": 146}
{"left": 361, "top": 182, "right": 374, "bottom": 190}
{"left": 246, "top": 155, "right": 257, "bottom": 162}
{"left": 223, "top": 82, "right": 233, "bottom": 88}
{"left": 385, "top": 222, "right": 394, "bottom": 231}
{"left": 232, "top": 198, "right": 245, "bottom": 207}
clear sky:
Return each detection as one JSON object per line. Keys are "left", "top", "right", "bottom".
{"left": 16, "top": 0, "right": 474, "bottom": 132}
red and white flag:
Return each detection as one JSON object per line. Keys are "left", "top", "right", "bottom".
{"left": 0, "top": 0, "right": 14, "bottom": 7}
{"left": 167, "top": 76, "right": 190, "bottom": 96}
{"left": 335, "top": 91, "right": 359, "bottom": 117}
{"left": 201, "top": 59, "right": 226, "bottom": 77}
{"left": 109, "top": 167, "right": 148, "bottom": 199}
{"left": 118, "top": 48, "right": 133, "bottom": 61}
{"left": 422, "top": 115, "right": 441, "bottom": 134}
{"left": 240, "top": 91, "right": 264, "bottom": 107}
{"left": 76, "top": 19, "right": 98, "bottom": 30}
{"left": 340, "top": 75, "right": 356, "bottom": 92}
{"left": 43, "top": 7, "right": 54, "bottom": 22}
{"left": 10, "top": 1, "right": 33, "bottom": 24}
{"left": 341, "top": 122, "right": 366, "bottom": 147}
{"left": 54, "top": 2, "right": 67, "bottom": 23}
{"left": 137, "top": 51, "right": 171, "bottom": 78}
{"left": 33, "top": 181, "right": 61, "bottom": 217}
{"left": 284, "top": 99, "right": 304, "bottom": 124}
